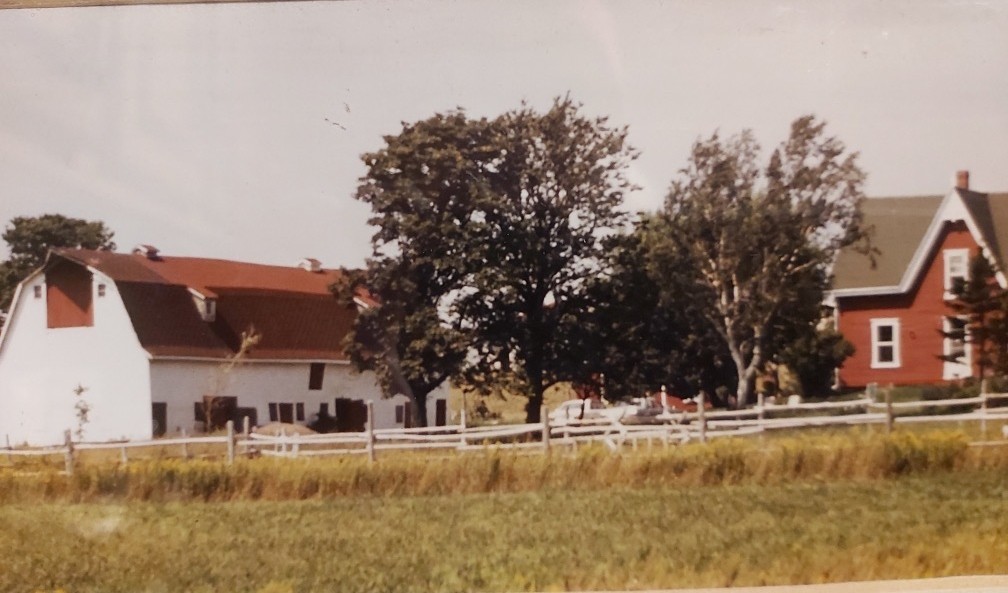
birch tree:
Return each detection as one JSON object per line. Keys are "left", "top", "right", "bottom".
{"left": 659, "top": 116, "right": 868, "bottom": 406}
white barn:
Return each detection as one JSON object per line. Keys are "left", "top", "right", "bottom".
{"left": 0, "top": 247, "right": 449, "bottom": 446}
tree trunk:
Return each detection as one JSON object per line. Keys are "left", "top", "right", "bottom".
{"left": 734, "top": 350, "right": 763, "bottom": 408}
{"left": 526, "top": 385, "right": 544, "bottom": 424}
{"left": 736, "top": 366, "right": 755, "bottom": 408}
{"left": 382, "top": 345, "right": 432, "bottom": 427}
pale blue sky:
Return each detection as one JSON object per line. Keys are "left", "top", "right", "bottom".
{"left": 1, "top": 0, "right": 1007, "bottom": 267}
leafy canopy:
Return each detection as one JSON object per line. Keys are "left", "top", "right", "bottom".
{"left": 349, "top": 97, "right": 638, "bottom": 423}
{"left": 656, "top": 115, "right": 868, "bottom": 405}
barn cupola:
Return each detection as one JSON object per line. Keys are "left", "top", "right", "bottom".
{"left": 298, "top": 257, "right": 323, "bottom": 273}
{"left": 132, "top": 244, "right": 161, "bottom": 260}
{"left": 188, "top": 288, "right": 216, "bottom": 322}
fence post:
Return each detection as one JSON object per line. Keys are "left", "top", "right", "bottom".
{"left": 541, "top": 405, "right": 551, "bottom": 453}
{"left": 885, "top": 387, "right": 894, "bottom": 435}
{"left": 366, "top": 400, "right": 376, "bottom": 463}
{"left": 544, "top": 405, "right": 552, "bottom": 451}
{"left": 698, "top": 391, "right": 707, "bottom": 444}
{"left": 292, "top": 433, "right": 300, "bottom": 459}
{"left": 243, "top": 415, "right": 251, "bottom": 437}
{"left": 757, "top": 391, "right": 765, "bottom": 437}
{"left": 181, "top": 428, "right": 190, "bottom": 459}
{"left": 120, "top": 445, "right": 128, "bottom": 465}
{"left": 63, "top": 429, "right": 74, "bottom": 476}
{"left": 5, "top": 434, "right": 11, "bottom": 464}
{"left": 459, "top": 408, "right": 467, "bottom": 448}
{"left": 867, "top": 382, "right": 878, "bottom": 403}
{"left": 226, "top": 420, "right": 235, "bottom": 465}
{"left": 980, "top": 379, "right": 989, "bottom": 440}
{"left": 661, "top": 384, "right": 669, "bottom": 414}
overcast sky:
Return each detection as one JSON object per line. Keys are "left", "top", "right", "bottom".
{"left": 1, "top": 0, "right": 1007, "bottom": 267}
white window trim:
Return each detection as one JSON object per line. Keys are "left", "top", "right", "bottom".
{"left": 870, "top": 318, "right": 901, "bottom": 369}
{"left": 943, "top": 248, "right": 970, "bottom": 299}
{"left": 942, "top": 316, "right": 972, "bottom": 380}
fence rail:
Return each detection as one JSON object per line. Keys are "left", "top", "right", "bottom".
{"left": 3, "top": 390, "right": 1008, "bottom": 473}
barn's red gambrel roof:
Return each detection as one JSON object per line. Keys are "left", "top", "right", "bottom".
{"left": 49, "top": 249, "right": 365, "bottom": 361}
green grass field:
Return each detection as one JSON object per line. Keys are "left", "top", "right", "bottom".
{"left": 2, "top": 431, "right": 1007, "bottom": 592}
{"left": 2, "top": 472, "right": 1006, "bottom": 593}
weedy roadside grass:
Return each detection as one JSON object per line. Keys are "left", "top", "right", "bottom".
{"left": 1, "top": 430, "right": 1006, "bottom": 502}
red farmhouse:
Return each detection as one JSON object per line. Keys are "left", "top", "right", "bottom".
{"left": 830, "top": 171, "right": 1008, "bottom": 388}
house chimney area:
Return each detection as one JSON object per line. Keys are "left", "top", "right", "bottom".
{"left": 955, "top": 170, "right": 970, "bottom": 191}
{"left": 299, "top": 257, "right": 323, "bottom": 273}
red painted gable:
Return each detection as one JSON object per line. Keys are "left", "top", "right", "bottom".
{"left": 836, "top": 221, "right": 978, "bottom": 388}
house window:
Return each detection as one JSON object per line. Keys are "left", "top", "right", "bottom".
{"left": 943, "top": 316, "right": 972, "bottom": 379}
{"left": 309, "top": 363, "right": 325, "bottom": 390}
{"left": 870, "top": 318, "right": 901, "bottom": 369}
{"left": 943, "top": 249, "right": 969, "bottom": 297}
{"left": 33, "top": 285, "right": 42, "bottom": 299}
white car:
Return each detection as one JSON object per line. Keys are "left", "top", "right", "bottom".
{"left": 548, "top": 399, "right": 629, "bottom": 424}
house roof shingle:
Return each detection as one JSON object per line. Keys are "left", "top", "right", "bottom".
{"left": 832, "top": 189, "right": 1008, "bottom": 294}
{"left": 50, "top": 249, "right": 359, "bottom": 361}
{"left": 831, "top": 195, "right": 943, "bottom": 291}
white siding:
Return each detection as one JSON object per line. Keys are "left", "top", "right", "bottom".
{"left": 0, "top": 273, "right": 152, "bottom": 446}
{"left": 150, "top": 360, "right": 450, "bottom": 432}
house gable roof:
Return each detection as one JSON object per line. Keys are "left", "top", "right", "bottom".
{"left": 49, "top": 249, "right": 360, "bottom": 361}
{"left": 831, "top": 195, "right": 943, "bottom": 292}
{"left": 831, "top": 189, "right": 1008, "bottom": 299}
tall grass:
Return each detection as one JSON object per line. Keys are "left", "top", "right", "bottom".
{"left": 2, "top": 472, "right": 1007, "bottom": 592}
{"left": 1, "top": 431, "right": 1004, "bottom": 503}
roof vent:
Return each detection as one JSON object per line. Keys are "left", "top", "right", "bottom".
{"left": 132, "top": 244, "right": 161, "bottom": 260}
{"left": 298, "top": 258, "right": 323, "bottom": 273}
{"left": 955, "top": 170, "right": 970, "bottom": 191}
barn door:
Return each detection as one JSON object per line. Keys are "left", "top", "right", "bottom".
{"left": 151, "top": 402, "right": 167, "bottom": 437}
{"left": 435, "top": 399, "right": 447, "bottom": 427}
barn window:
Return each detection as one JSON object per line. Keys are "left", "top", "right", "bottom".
{"left": 33, "top": 285, "right": 42, "bottom": 299}
{"left": 295, "top": 402, "right": 305, "bottom": 422}
{"left": 395, "top": 404, "right": 404, "bottom": 424}
{"left": 309, "top": 363, "right": 325, "bottom": 390}
{"left": 870, "top": 318, "right": 901, "bottom": 369}
{"left": 97, "top": 283, "right": 107, "bottom": 297}
{"left": 268, "top": 403, "right": 279, "bottom": 422}
{"left": 943, "top": 249, "right": 969, "bottom": 298}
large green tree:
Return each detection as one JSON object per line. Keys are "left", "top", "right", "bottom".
{"left": 347, "top": 112, "right": 495, "bottom": 426}
{"left": 657, "top": 116, "right": 869, "bottom": 406}
{"left": 0, "top": 214, "right": 115, "bottom": 318}
{"left": 352, "top": 97, "right": 637, "bottom": 423}
{"left": 568, "top": 216, "right": 736, "bottom": 402}
{"left": 455, "top": 97, "right": 638, "bottom": 422}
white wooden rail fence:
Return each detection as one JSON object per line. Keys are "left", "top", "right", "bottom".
{"left": 4, "top": 391, "right": 1008, "bottom": 474}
